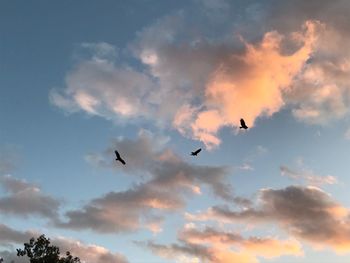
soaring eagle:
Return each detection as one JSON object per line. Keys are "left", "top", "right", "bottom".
{"left": 240, "top": 118, "right": 248, "bottom": 130}
{"left": 191, "top": 148, "right": 202, "bottom": 156}
{"left": 114, "top": 150, "right": 126, "bottom": 165}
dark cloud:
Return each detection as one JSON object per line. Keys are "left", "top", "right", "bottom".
{"left": 190, "top": 186, "right": 350, "bottom": 252}
{"left": 0, "top": 175, "right": 60, "bottom": 220}
{"left": 268, "top": 0, "right": 350, "bottom": 32}
{"left": 88, "top": 130, "right": 234, "bottom": 200}
{"left": 0, "top": 224, "right": 34, "bottom": 245}
{"left": 58, "top": 131, "right": 244, "bottom": 233}
{"left": 85, "top": 130, "right": 166, "bottom": 172}
{"left": 56, "top": 183, "right": 182, "bottom": 233}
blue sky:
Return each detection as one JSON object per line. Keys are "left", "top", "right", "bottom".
{"left": 1, "top": 0, "right": 350, "bottom": 262}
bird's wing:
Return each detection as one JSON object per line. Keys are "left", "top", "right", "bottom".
{"left": 240, "top": 119, "right": 246, "bottom": 126}
{"left": 119, "top": 158, "right": 126, "bottom": 165}
{"left": 115, "top": 150, "right": 121, "bottom": 159}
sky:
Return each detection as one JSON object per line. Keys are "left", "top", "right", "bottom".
{"left": 1, "top": 0, "right": 350, "bottom": 262}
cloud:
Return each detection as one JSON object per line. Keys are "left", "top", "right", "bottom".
{"left": 178, "top": 225, "right": 303, "bottom": 259}
{"left": 0, "top": 146, "right": 19, "bottom": 174}
{"left": 286, "top": 24, "right": 350, "bottom": 124}
{"left": 56, "top": 183, "right": 181, "bottom": 233}
{"left": 0, "top": 251, "right": 28, "bottom": 263}
{"left": 58, "top": 131, "right": 240, "bottom": 233}
{"left": 275, "top": 0, "right": 350, "bottom": 124}
{"left": 137, "top": 240, "right": 257, "bottom": 263}
{"left": 134, "top": 14, "right": 322, "bottom": 148}
{"left": 85, "top": 129, "right": 168, "bottom": 172}
{"left": 188, "top": 185, "right": 350, "bottom": 253}
{"left": 0, "top": 224, "right": 128, "bottom": 263}
{"left": 183, "top": 21, "right": 320, "bottom": 148}
{"left": 50, "top": 0, "right": 350, "bottom": 147}
{"left": 137, "top": 224, "right": 302, "bottom": 263}
{"left": 136, "top": 240, "right": 205, "bottom": 263}
{"left": 79, "top": 42, "right": 118, "bottom": 61}
{"left": 235, "top": 145, "right": 268, "bottom": 172}
{"left": 53, "top": 237, "right": 128, "bottom": 263}
{"left": 280, "top": 165, "right": 337, "bottom": 186}
{"left": 344, "top": 127, "right": 350, "bottom": 140}
{"left": 50, "top": 58, "right": 157, "bottom": 121}
{"left": 0, "top": 224, "right": 34, "bottom": 246}
{"left": 88, "top": 130, "right": 233, "bottom": 200}
{"left": 0, "top": 175, "right": 60, "bottom": 220}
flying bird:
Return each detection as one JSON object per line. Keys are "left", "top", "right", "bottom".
{"left": 114, "top": 150, "right": 126, "bottom": 165}
{"left": 240, "top": 118, "right": 248, "bottom": 130}
{"left": 191, "top": 148, "right": 202, "bottom": 156}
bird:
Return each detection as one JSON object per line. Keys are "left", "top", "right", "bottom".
{"left": 240, "top": 118, "right": 248, "bottom": 130}
{"left": 191, "top": 148, "right": 202, "bottom": 156}
{"left": 114, "top": 150, "right": 126, "bottom": 165}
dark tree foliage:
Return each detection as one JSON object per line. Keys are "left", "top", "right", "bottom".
{"left": 16, "top": 235, "right": 80, "bottom": 263}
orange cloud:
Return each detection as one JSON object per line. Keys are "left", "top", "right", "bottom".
{"left": 242, "top": 237, "right": 302, "bottom": 259}
{"left": 210, "top": 250, "right": 258, "bottom": 263}
{"left": 184, "top": 21, "right": 321, "bottom": 148}
{"left": 139, "top": 224, "right": 302, "bottom": 263}
{"left": 179, "top": 226, "right": 303, "bottom": 259}
{"left": 137, "top": 240, "right": 258, "bottom": 263}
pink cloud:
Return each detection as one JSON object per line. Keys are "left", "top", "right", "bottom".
{"left": 185, "top": 21, "right": 321, "bottom": 147}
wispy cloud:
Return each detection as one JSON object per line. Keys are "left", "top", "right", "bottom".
{"left": 280, "top": 157, "right": 337, "bottom": 186}
{"left": 280, "top": 165, "right": 337, "bottom": 186}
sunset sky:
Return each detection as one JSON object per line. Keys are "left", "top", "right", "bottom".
{"left": 1, "top": 1, "right": 350, "bottom": 262}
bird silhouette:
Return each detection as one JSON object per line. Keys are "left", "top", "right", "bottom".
{"left": 240, "top": 118, "right": 248, "bottom": 130}
{"left": 191, "top": 148, "right": 202, "bottom": 156}
{"left": 114, "top": 150, "right": 126, "bottom": 165}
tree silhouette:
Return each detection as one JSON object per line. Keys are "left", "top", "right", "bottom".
{"left": 16, "top": 235, "right": 80, "bottom": 263}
